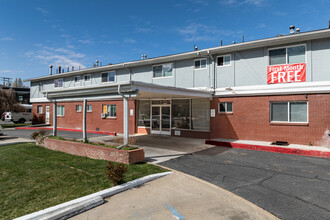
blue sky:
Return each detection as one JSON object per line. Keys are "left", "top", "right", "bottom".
{"left": 0, "top": 0, "right": 330, "bottom": 85}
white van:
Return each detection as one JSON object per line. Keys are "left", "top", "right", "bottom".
{"left": 4, "top": 104, "right": 32, "bottom": 124}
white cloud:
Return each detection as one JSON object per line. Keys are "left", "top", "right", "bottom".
{"left": 0, "top": 69, "right": 23, "bottom": 74}
{"left": 60, "top": 34, "right": 70, "bottom": 38}
{"left": 124, "top": 38, "right": 136, "bottom": 43}
{"left": 190, "top": 0, "right": 209, "bottom": 6}
{"left": 1, "top": 37, "right": 13, "bottom": 41}
{"left": 77, "top": 39, "right": 93, "bottom": 44}
{"left": 178, "top": 23, "right": 237, "bottom": 42}
{"left": 26, "top": 45, "right": 86, "bottom": 69}
{"left": 35, "top": 7, "right": 49, "bottom": 15}
{"left": 135, "top": 27, "right": 152, "bottom": 33}
{"left": 221, "top": 0, "right": 266, "bottom": 6}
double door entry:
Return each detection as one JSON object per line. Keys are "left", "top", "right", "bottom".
{"left": 151, "top": 105, "right": 171, "bottom": 135}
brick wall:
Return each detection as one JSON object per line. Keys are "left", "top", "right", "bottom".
{"left": 32, "top": 100, "right": 136, "bottom": 134}
{"left": 39, "top": 138, "right": 144, "bottom": 164}
{"left": 210, "top": 94, "right": 330, "bottom": 146}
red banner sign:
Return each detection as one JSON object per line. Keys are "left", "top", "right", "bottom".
{"left": 267, "top": 63, "right": 306, "bottom": 84}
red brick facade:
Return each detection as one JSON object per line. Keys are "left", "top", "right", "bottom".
{"left": 32, "top": 94, "right": 329, "bottom": 145}
{"left": 33, "top": 100, "right": 136, "bottom": 134}
{"left": 210, "top": 94, "right": 330, "bottom": 145}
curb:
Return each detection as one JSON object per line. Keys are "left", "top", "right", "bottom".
{"left": 205, "top": 140, "right": 330, "bottom": 158}
{"left": 14, "top": 171, "right": 173, "bottom": 220}
{"left": 15, "top": 127, "right": 116, "bottom": 136}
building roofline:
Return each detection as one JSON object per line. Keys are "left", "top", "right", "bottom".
{"left": 25, "top": 28, "right": 330, "bottom": 82}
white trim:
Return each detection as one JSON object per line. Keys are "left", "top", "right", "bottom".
{"left": 216, "top": 54, "right": 231, "bottom": 67}
{"left": 194, "top": 58, "right": 207, "bottom": 70}
{"left": 30, "top": 98, "right": 50, "bottom": 103}
{"left": 214, "top": 81, "right": 330, "bottom": 97}
{"left": 268, "top": 43, "right": 307, "bottom": 66}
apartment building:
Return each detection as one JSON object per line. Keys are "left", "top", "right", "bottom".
{"left": 26, "top": 26, "right": 330, "bottom": 146}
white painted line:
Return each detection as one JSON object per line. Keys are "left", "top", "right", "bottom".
{"left": 14, "top": 171, "right": 173, "bottom": 220}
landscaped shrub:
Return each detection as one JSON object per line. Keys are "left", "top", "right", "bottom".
{"left": 30, "top": 129, "right": 49, "bottom": 140}
{"left": 105, "top": 161, "right": 128, "bottom": 185}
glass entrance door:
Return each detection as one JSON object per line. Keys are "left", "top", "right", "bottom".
{"left": 151, "top": 105, "right": 171, "bottom": 135}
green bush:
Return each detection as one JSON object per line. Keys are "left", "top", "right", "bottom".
{"left": 105, "top": 162, "right": 128, "bottom": 185}
{"left": 31, "top": 129, "right": 49, "bottom": 140}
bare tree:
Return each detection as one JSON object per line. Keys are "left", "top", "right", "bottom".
{"left": 0, "top": 88, "right": 25, "bottom": 113}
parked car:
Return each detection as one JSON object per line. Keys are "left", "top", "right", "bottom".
{"left": 4, "top": 104, "right": 32, "bottom": 124}
{"left": 0, "top": 125, "right": 3, "bottom": 136}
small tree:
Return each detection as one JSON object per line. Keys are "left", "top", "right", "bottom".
{"left": 0, "top": 88, "right": 25, "bottom": 113}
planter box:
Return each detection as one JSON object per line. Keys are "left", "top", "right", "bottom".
{"left": 36, "top": 138, "right": 144, "bottom": 164}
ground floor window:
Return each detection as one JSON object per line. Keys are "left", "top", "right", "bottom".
{"left": 191, "top": 99, "right": 210, "bottom": 130}
{"left": 86, "top": 104, "right": 92, "bottom": 112}
{"left": 137, "top": 99, "right": 210, "bottom": 131}
{"left": 103, "top": 104, "right": 116, "bottom": 118}
{"left": 219, "top": 102, "right": 233, "bottom": 113}
{"left": 57, "top": 105, "right": 65, "bottom": 116}
{"left": 137, "top": 100, "right": 150, "bottom": 126}
{"left": 270, "top": 101, "right": 308, "bottom": 123}
{"left": 76, "top": 105, "right": 82, "bottom": 112}
{"left": 37, "top": 105, "right": 43, "bottom": 114}
{"left": 172, "top": 99, "right": 190, "bottom": 129}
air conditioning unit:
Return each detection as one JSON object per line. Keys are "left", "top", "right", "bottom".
{"left": 101, "top": 113, "right": 106, "bottom": 119}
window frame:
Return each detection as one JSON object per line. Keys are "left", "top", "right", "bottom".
{"left": 57, "top": 105, "right": 65, "bottom": 116}
{"left": 218, "top": 102, "right": 233, "bottom": 113}
{"left": 217, "top": 54, "right": 231, "bottom": 67}
{"left": 76, "top": 105, "right": 82, "bottom": 112}
{"left": 86, "top": 104, "right": 92, "bottom": 112}
{"left": 37, "top": 105, "right": 43, "bottom": 114}
{"left": 84, "top": 74, "right": 91, "bottom": 82}
{"left": 38, "top": 82, "right": 44, "bottom": 91}
{"left": 54, "top": 78, "right": 63, "bottom": 88}
{"left": 268, "top": 44, "right": 307, "bottom": 66}
{"left": 103, "top": 104, "right": 117, "bottom": 118}
{"left": 101, "top": 71, "right": 116, "bottom": 83}
{"left": 270, "top": 101, "right": 308, "bottom": 123}
{"left": 74, "top": 76, "right": 80, "bottom": 84}
{"left": 194, "top": 58, "right": 207, "bottom": 70}
{"left": 152, "top": 63, "right": 173, "bottom": 78}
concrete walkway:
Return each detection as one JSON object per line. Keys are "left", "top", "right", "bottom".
{"left": 71, "top": 172, "right": 278, "bottom": 220}
{"left": 89, "top": 134, "right": 214, "bottom": 163}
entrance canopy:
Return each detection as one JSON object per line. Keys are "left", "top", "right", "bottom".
{"left": 43, "top": 81, "right": 213, "bottom": 101}
{"left": 43, "top": 81, "right": 213, "bottom": 145}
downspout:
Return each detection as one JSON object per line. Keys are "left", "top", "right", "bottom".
{"left": 206, "top": 50, "right": 216, "bottom": 95}
{"left": 123, "top": 64, "right": 132, "bottom": 83}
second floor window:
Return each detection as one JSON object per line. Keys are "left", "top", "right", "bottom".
{"left": 217, "top": 55, "right": 231, "bottom": 66}
{"left": 153, "top": 63, "right": 173, "bottom": 78}
{"left": 269, "top": 45, "right": 305, "bottom": 65}
{"left": 54, "top": 78, "right": 63, "bottom": 88}
{"left": 84, "top": 74, "right": 91, "bottom": 82}
{"left": 74, "top": 76, "right": 80, "bottom": 83}
{"left": 101, "top": 71, "right": 116, "bottom": 83}
{"left": 194, "top": 59, "right": 207, "bottom": 69}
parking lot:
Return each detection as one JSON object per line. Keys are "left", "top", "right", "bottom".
{"left": 160, "top": 146, "right": 330, "bottom": 220}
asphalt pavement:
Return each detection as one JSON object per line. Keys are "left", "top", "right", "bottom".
{"left": 160, "top": 146, "right": 330, "bottom": 220}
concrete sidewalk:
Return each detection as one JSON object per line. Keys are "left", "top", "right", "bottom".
{"left": 0, "top": 135, "right": 34, "bottom": 146}
{"left": 71, "top": 172, "right": 278, "bottom": 220}
{"left": 206, "top": 138, "right": 330, "bottom": 158}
